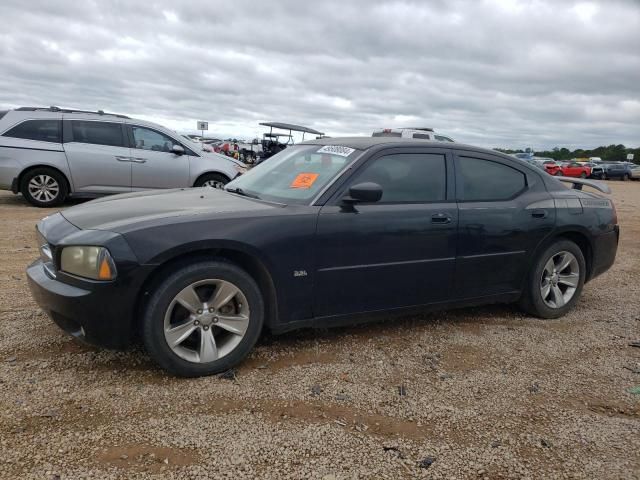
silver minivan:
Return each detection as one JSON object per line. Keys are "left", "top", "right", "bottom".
{"left": 0, "top": 106, "right": 247, "bottom": 207}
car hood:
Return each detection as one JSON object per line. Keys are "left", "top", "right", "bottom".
{"left": 61, "top": 188, "right": 277, "bottom": 231}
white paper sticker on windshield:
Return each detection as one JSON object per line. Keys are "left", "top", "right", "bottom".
{"left": 317, "top": 145, "right": 355, "bottom": 157}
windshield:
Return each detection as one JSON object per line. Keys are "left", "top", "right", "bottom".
{"left": 225, "top": 144, "right": 361, "bottom": 204}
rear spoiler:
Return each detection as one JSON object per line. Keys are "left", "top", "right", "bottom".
{"left": 556, "top": 177, "right": 611, "bottom": 194}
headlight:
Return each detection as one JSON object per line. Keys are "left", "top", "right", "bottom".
{"left": 60, "top": 246, "right": 117, "bottom": 280}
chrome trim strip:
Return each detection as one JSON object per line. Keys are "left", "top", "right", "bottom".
{"left": 318, "top": 256, "right": 455, "bottom": 272}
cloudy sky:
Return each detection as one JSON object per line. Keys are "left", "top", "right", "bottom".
{"left": 0, "top": 0, "right": 638, "bottom": 149}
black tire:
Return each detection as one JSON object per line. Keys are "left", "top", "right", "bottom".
{"left": 194, "top": 173, "right": 229, "bottom": 189}
{"left": 20, "top": 167, "right": 68, "bottom": 207}
{"left": 519, "top": 239, "right": 586, "bottom": 319}
{"left": 142, "top": 259, "right": 264, "bottom": 377}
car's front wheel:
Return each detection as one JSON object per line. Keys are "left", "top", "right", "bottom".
{"left": 194, "top": 173, "right": 229, "bottom": 189}
{"left": 519, "top": 239, "right": 586, "bottom": 319}
{"left": 21, "top": 167, "right": 68, "bottom": 207}
{"left": 142, "top": 260, "right": 264, "bottom": 377}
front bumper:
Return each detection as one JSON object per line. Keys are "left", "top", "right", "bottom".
{"left": 27, "top": 259, "right": 138, "bottom": 350}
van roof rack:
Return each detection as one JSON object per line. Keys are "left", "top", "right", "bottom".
{"left": 15, "top": 106, "right": 130, "bottom": 119}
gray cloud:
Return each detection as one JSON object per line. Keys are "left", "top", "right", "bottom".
{"left": 0, "top": 0, "right": 638, "bottom": 149}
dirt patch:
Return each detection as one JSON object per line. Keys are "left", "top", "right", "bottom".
{"left": 96, "top": 444, "right": 198, "bottom": 473}
{"left": 241, "top": 349, "right": 337, "bottom": 372}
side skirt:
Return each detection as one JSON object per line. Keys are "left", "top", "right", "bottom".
{"left": 269, "top": 291, "right": 521, "bottom": 334}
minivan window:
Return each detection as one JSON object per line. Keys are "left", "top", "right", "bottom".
{"left": 350, "top": 153, "right": 446, "bottom": 203}
{"left": 458, "top": 157, "right": 526, "bottom": 201}
{"left": 435, "top": 135, "right": 454, "bottom": 142}
{"left": 3, "top": 119, "right": 61, "bottom": 143}
{"left": 71, "top": 121, "right": 125, "bottom": 147}
{"left": 372, "top": 131, "right": 402, "bottom": 138}
{"left": 412, "top": 133, "right": 431, "bottom": 140}
{"left": 132, "top": 126, "right": 177, "bottom": 153}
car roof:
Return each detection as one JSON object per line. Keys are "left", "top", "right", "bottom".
{"left": 300, "top": 136, "right": 506, "bottom": 157}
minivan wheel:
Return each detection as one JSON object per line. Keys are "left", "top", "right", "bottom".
{"left": 519, "top": 239, "right": 586, "bottom": 319}
{"left": 194, "top": 173, "right": 229, "bottom": 189}
{"left": 21, "top": 167, "right": 68, "bottom": 207}
{"left": 142, "top": 260, "right": 264, "bottom": 377}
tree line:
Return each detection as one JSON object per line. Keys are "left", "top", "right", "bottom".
{"left": 495, "top": 144, "right": 639, "bottom": 163}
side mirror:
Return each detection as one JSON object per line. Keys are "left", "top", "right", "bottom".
{"left": 171, "top": 144, "right": 185, "bottom": 155}
{"left": 342, "top": 182, "right": 383, "bottom": 204}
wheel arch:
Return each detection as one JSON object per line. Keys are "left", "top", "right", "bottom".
{"left": 192, "top": 171, "right": 231, "bottom": 188}
{"left": 133, "top": 246, "right": 279, "bottom": 339}
{"left": 18, "top": 164, "right": 72, "bottom": 193}
{"left": 529, "top": 228, "right": 594, "bottom": 283}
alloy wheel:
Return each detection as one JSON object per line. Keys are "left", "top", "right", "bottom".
{"left": 163, "top": 279, "right": 250, "bottom": 363}
{"left": 540, "top": 251, "right": 580, "bottom": 308}
{"left": 202, "top": 180, "right": 225, "bottom": 189}
{"left": 28, "top": 175, "right": 59, "bottom": 202}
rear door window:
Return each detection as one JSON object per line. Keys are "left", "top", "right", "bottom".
{"left": 458, "top": 157, "right": 526, "bottom": 201}
{"left": 71, "top": 121, "right": 125, "bottom": 147}
{"left": 2, "top": 119, "right": 61, "bottom": 143}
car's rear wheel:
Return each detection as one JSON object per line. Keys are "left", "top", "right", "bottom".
{"left": 194, "top": 173, "right": 229, "bottom": 189}
{"left": 21, "top": 167, "right": 68, "bottom": 207}
{"left": 580, "top": 172, "right": 587, "bottom": 178}
{"left": 519, "top": 239, "right": 585, "bottom": 319}
{"left": 142, "top": 260, "right": 264, "bottom": 377}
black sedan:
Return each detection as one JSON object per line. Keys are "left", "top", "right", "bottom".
{"left": 27, "top": 138, "right": 619, "bottom": 377}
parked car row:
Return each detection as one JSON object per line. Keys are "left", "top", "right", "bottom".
{"left": 0, "top": 106, "right": 247, "bottom": 207}
{"left": 514, "top": 153, "right": 639, "bottom": 181}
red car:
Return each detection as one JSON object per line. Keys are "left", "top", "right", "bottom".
{"left": 556, "top": 162, "right": 591, "bottom": 178}
{"left": 542, "top": 161, "right": 561, "bottom": 175}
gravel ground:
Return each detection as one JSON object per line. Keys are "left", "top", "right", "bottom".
{"left": 0, "top": 184, "right": 639, "bottom": 480}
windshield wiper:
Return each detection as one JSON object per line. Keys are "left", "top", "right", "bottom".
{"left": 225, "top": 187, "right": 261, "bottom": 199}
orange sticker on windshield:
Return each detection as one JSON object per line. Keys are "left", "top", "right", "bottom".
{"left": 290, "top": 173, "right": 319, "bottom": 189}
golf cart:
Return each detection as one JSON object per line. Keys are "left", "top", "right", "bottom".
{"left": 257, "top": 122, "right": 325, "bottom": 163}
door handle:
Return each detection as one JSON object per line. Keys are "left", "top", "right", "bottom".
{"left": 130, "top": 157, "right": 147, "bottom": 164}
{"left": 115, "top": 156, "right": 131, "bottom": 162}
{"left": 531, "top": 209, "right": 548, "bottom": 219}
{"left": 431, "top": 213, "right": 452, "bottom": 224}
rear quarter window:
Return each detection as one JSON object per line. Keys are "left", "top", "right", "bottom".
{"left": 2, "top": 119, "right": 62, "bottom": 143}
{"left": 372, "top": 131, "right": 402, "bottom": 138}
